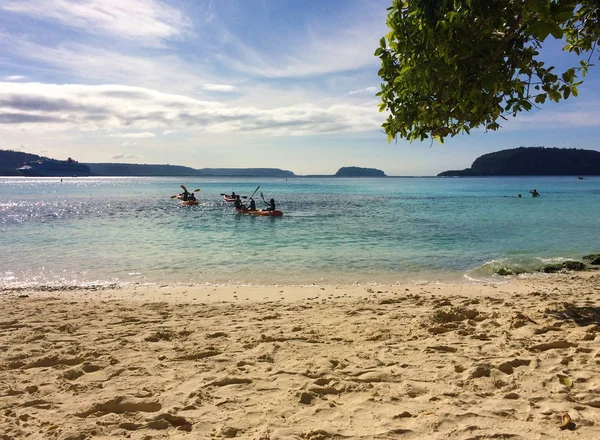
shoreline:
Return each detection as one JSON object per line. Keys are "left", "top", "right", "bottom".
{"left": 2, "top": 270, "right": 598, "bottom": 302}
{"left": 2, "top": 254, "right": 598, "bottom": 293}
{"left": 2, "top": 273, "right": 599, "bottom": 439}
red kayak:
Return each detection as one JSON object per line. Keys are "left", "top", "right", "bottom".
{"left": 180, "top": 200, "right": 199, "bottom": 206}
{"left": 236, "top": 209, "right": 283, "bottom": 217}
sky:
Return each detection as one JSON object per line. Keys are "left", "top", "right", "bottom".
{"left": 0, "top": 0, "right": 599, "bottom": 176}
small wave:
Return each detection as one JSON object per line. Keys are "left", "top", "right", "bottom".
{"left": 0, "top": 279, "right": 129, "bottom": 293}
{"left": 465, "top": 255, "right": 589, "bottom": 281}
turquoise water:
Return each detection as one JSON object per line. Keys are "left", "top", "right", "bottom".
{"left": 1, "top": 176, "right": 599, "bottom": 288}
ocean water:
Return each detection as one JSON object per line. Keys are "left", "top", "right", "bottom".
{"left": 1, "top": 176, "right": 599, "bottom": 288}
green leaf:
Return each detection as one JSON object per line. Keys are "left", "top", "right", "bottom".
{"left": 552, "top": 8, "right": 574, "bottom": 22}
{"left": 528, "top": 0, "right": 551, "bottom": 16}
{"left": 549, "top": 90, "right": 562, "bottom": 102}
{"left": 548, "top": 22, "right": 563, "bottom": 39}
{"left": 559, "top": 376, "right": 573, "bottom": 387}
{"left": 374, "top": 47, "right": 384, "bottom": 56}
{"left": 571, "top": 86, "right": 578, "bottom": 97}
{"left": 380, "top": 37, "right": 386, "bottom": 49}
{"left": 534, "top": 93, "right": 547, "bottom": 104}
{"left": 524, "top": 22, "right": 552, "bottom": 40}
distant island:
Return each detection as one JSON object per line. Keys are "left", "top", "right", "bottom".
{"left": 0, "top": 150, "right": 42, "bottom": 176}
{"left": 85, "top": 163, "right": 296, "bottom": 178}
{"left": 438, "top": 147, "right": 600, "bottom": 176}
{"left": 0, "top": 150, "right": 387, "bottom": 178}
{"left": 334, "top": 166, "right": 386, "bottom": 177}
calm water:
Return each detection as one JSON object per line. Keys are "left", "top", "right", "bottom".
{"left": 1, "top": 176, "right": 599, "bottom": 288}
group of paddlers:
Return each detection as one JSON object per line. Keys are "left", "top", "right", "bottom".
{"left": 227, "top": 192, "right": 276, "bottom": 211}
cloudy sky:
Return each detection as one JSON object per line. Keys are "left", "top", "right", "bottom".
{"left": 1, "top": 0, "right": 599, "bottom": 175}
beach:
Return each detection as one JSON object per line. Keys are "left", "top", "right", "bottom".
{"left": 1, "top": 273, "right": 599, "bottom": 439}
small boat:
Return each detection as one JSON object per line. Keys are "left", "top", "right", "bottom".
{"left": 180, "top": 200, "right": 199, "bottom": 206}
{"left": 17, "top": 157, "right": 91, "bottom": 177}
{"left": 236, "top": 209, "right": 283, "bottom": 217}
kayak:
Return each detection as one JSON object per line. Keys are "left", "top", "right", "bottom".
{"left": 237, "top": 209, "right": 283, "bottom": 217}
{"left": 223, "top": 195, "right": 237, "bottom": 202}
{"left": 180, "top": 200, "right": 199, "bottom": 206}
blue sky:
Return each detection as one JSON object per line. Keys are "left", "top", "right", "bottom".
{"left": 0, "top": 0, "right": 599, "bottom": 175}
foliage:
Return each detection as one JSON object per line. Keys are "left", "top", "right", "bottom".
{"left": 0, "top": 150, "right": 41, "bottom": 175}
{"left": 334, "top": 166, "right": 387, "bottom": 177}
{"left": 376, "top": 0, "right": 600, "bottom": 142}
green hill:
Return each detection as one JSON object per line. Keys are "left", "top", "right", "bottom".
{"left": 0, "top": 150, "right": 42, "bottom": 175}
{"left": 334, "top": 166, "right": 386, "bottom": 177}
{"left": 438, "top": 147, "right": 600, "bottom": 176}
{"left": 0, "top": 150, "right": 296, "bottom": 177}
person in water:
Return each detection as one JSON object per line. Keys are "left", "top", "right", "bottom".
{"left": 188, "top": 192, "right": 197, "bottom": 202}
{"left": 248, "top": 198, "right": 257, "bottom": 211}
{"left": 529, "top": 189, "right": 540, "bottom": 197}
{"left": 234, "top": 195, "right": 245, "bottom": 210}
{"left": 265, "top": 198, "right": 276, "bottom": 211}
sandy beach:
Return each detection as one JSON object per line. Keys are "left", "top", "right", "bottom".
{"left": 1, "top": 273, "right": 599, "bottom": 439}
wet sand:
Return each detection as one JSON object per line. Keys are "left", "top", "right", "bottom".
{"left": 1, "top": 273, "right": 599, "bottom": 439}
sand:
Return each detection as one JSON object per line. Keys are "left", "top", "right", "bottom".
{"left": 1, "top": 273, "right": 599, "bottom": 439}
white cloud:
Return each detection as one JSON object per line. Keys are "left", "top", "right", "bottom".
{"left": 348, "top": 87, "right": 378, "bottom": 96}
{"left": 202, "top": 84, "right": 237, "bottom": 92}
{"left": 0, "top": 34, "right": 213, "bottom": 96}
{"left": 0, "top": 82, "right": 383, "bottom": 136}
{"left": 120, "top": 141, "right": 137, "bottom": 147}
{"left": 214, "top": 6, "right": 386, "bottom": 79}
{"left": 4, "top": 75, "right": 25, "bottom": 81}
{"left": 112, "top": 153, "right": 139, "bottom": 160}
{"left": 517, "top": 110, "right": 600, "bottom": 127}
{"left": 0, "top": 0, "right": 191, "bottom": 44}
{"left": 112, "top": 132, "right": 156, "bottom": 139}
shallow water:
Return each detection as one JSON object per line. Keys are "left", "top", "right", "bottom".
{"left": 1, "top": 176, "right": 599, "bottom": 288}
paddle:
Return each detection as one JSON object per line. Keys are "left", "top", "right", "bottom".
{"left": 261, "top": 191, "right": 277, "bottom": 211}
{"left": 171, "top": 188, "right": 200, "bottom": 198}
{"left": 248, "top": 185, "right": 260, "bottom": 200}
{"left": 234, "top": 186, "right": 260, "bottom": 210}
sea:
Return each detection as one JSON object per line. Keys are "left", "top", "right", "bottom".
{"left": 1, "top": 176, "right": 599, "bottom": 289}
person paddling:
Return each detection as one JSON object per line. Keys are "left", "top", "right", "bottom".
{"left": 234, "top": 195, "right": 245, "bottom": 210}
{"left": 181, "top": 186, "right": 191, "bottom": 201}
{"left": 265, "top": 198, "right": 276, "bottom": 211}
{"left": 248, "top": 198, "right": 257, "bottom": 211}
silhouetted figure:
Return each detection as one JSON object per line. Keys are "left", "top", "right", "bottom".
{"left": 248, "top": 198, "right": 257, "bottom": 211}
{"left": 529, "top": 189, "right": 540, "bottom": 197}
{"left": 234, "top": 195, "right": 244, "bottom": 210}
{"left": 518, "top": 193, "right": 521, "bottom": 198}
{"left": 266, "top": 198, "right": 276, "bottom": 211}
